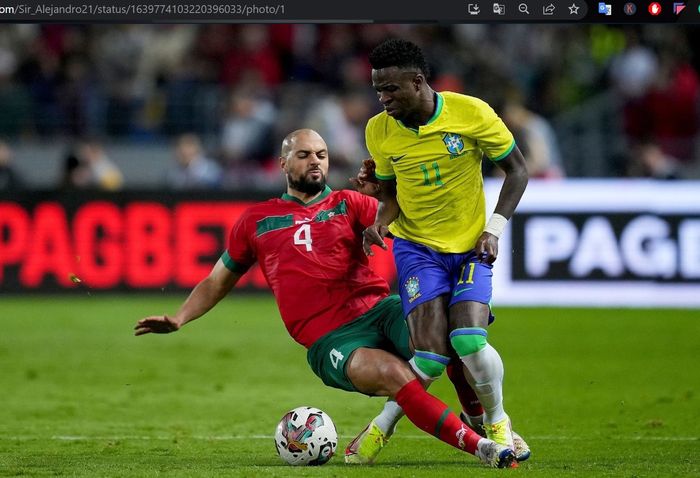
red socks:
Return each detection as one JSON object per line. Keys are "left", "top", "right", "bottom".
{"left": 395, "top": 379, "right": 481, "bottom": 454}
{"left": 446, "top": 362, "right": 485, "bottom": 418}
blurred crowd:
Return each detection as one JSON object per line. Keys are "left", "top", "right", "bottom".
{"left": 0, "top": 24, "right": 699, "bottom": 191}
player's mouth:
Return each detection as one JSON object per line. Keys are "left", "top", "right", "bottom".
{"left": 307, "top": 169, "right": 323, "bottom": 180}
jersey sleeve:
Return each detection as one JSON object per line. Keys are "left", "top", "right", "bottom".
{"left": 222, "top": 211, "right": 256, "bottom": 274}
{"left": 468, "top": 97, "right": 516, "bottom": 162}
{"left": 366, "top": 116, "right": 395, "bottom": 180}
{"left": 347, "top": 190, "right": 379, "bottom": 229}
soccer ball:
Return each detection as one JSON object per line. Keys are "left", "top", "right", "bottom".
{"left": 274, "top": 406, "right": 338, "bottom": 466}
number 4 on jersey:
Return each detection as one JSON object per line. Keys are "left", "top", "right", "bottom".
{"left": 293, "top": 223, "right": 313, "bottom": 252}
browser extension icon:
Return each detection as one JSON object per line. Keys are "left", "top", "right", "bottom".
{"left": 673, "top": 2, "right": 686, "bottom": 14}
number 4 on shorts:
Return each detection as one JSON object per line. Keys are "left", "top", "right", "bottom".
{"left": 329, "top": 348, "right": 344, "bottom": 369}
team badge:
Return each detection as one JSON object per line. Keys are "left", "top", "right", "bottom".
{"left": 405, "top": 276, "right": 422, "bottom": 303}
{"left": 442, "top": 132, "right": 464, "bottom": 156}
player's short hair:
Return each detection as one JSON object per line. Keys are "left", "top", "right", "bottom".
{"left": 280, "top": 129, "right": 324, "bottom": 158}
{"left": 369, "top": 39, "right": 430, "bottom": 77}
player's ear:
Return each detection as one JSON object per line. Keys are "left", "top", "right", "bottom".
{"left": 413, "top": 73, "right": 424, "bottom": 91}
{"left": 279, "top": 156, "right": 287, "bottom": 172}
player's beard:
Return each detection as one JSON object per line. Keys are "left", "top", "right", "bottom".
{"left": 288, "top": 170, "right": 326, "bottom": 195}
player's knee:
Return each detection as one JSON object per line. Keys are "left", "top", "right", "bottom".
{"left": 348, "top": 348, "right": 417, "bottom": 396}
{"left": 409, "top": 350, "right": 449, "bottom": 383}
{"left": 364, "top": 356, "right": 418, "bottom": 397}
{"left": 449, "top": 327, "right": 488, "bottom": 357}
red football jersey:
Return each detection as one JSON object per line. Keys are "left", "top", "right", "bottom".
{"left": 224, "top": 187, "right": 389, "bottom": 348}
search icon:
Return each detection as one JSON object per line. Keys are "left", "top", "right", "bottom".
{"left": 519, "top": 2, "right": 530, "bottom": 13}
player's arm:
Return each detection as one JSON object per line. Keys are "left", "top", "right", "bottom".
{"left": 134, "top": 258, "right": 242, "bottom": 336}
{"left": 491, "top": 145, "right": 528, "bottom": 220}
{"left": 475, "top": 145, "right": 529, "bottom": 264}
{"left": 361, "top": 120, "right": 401, "bottom": 255}
{"left": 362, "top": 177, "right": 400, "bottom": 256}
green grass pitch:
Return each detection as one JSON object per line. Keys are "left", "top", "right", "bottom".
{"left": 0, "top": 295, "right": 698, "bottom": 477}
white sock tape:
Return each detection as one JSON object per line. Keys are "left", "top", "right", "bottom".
{"left": 484, "top": 213, "right": 508, "bottom": 238}
{"left": 409, "top": 357, "right": 437, "bottom": 385}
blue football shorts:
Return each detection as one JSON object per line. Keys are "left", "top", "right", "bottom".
{"left": 392, "top": 237, "right": 495, "bottom": 321}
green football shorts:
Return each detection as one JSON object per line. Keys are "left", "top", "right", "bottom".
{"left": 306, "top": 295, "right": 411, "bottom": 393}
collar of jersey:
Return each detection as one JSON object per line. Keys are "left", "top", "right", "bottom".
{"left": 281, "top": 185, "right": 332, "bottom": 206}
{"left": 397, "top": 91, "right": 444, "bottom": 134}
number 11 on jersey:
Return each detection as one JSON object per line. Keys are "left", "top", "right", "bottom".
{"left": 293, "top": 223, "right": 313, "bottom": 251}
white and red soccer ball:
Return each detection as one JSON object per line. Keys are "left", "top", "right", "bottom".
{"left": 274, "top": 406, "right": 338, "bottom": 466}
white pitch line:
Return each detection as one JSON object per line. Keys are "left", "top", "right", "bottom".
{"left": 0, "top": 435, "right": 696, "bottom": 442}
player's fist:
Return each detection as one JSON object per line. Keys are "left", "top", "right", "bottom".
{"left": 350, "top": 158, "right": 380, "bottom": 198}
{"left": 475, "top": 232, "right": 499, "bottom": 264}
{"left": 359, "top": 158, "right": 378, "bottom": 183}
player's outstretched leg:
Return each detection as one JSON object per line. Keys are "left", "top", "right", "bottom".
{"left": 396, "top": 379, "right": 515, "bottom": 468}
{"left": 346, "top": 347, "right": 515, "bottom": 468}
{"left": 345, "top": 399, "right": 403, "bottom": 464}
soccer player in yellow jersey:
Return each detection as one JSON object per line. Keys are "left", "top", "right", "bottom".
{"left": 360, "top": 39, "right": 530, "bottom": 461}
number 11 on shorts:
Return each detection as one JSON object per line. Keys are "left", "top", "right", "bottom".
{"left": 457, "top": 262, "right": 475, "bottom": 284}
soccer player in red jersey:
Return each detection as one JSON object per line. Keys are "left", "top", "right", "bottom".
{"left": 135, "top": 129, "right": 515, "bottom": 468}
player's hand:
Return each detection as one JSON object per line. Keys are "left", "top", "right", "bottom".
{"left": 360, "top": 158, "right": 377, "bottom": 181}
{"left": 134, "top": 315, "right": 180, "bottom": 336}
{"left": 349, "top": 158, "right": 380, "bottom": 198}
{"left": 362, "top": 223, "right": 390, "bottom": 256}
{"left": 475, "top": 232, "right": 499, "bottom": 264}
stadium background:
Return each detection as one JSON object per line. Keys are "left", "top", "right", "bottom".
{"left": 1, "top": 23, "right": 698, "bottom": 476}
{"left": 1, "top": 24, "right": 700, "bottom": 186}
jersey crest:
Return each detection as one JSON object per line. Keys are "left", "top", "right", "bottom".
{"left": 442, "top": 132, "right": 464, "bottom": 156}
{"left": 405, "top": 276, "right": 422, "bottom": 303}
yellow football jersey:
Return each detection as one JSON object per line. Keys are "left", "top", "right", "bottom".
{"left": 366, "top": 91, "right": 515, "bottom": 253}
